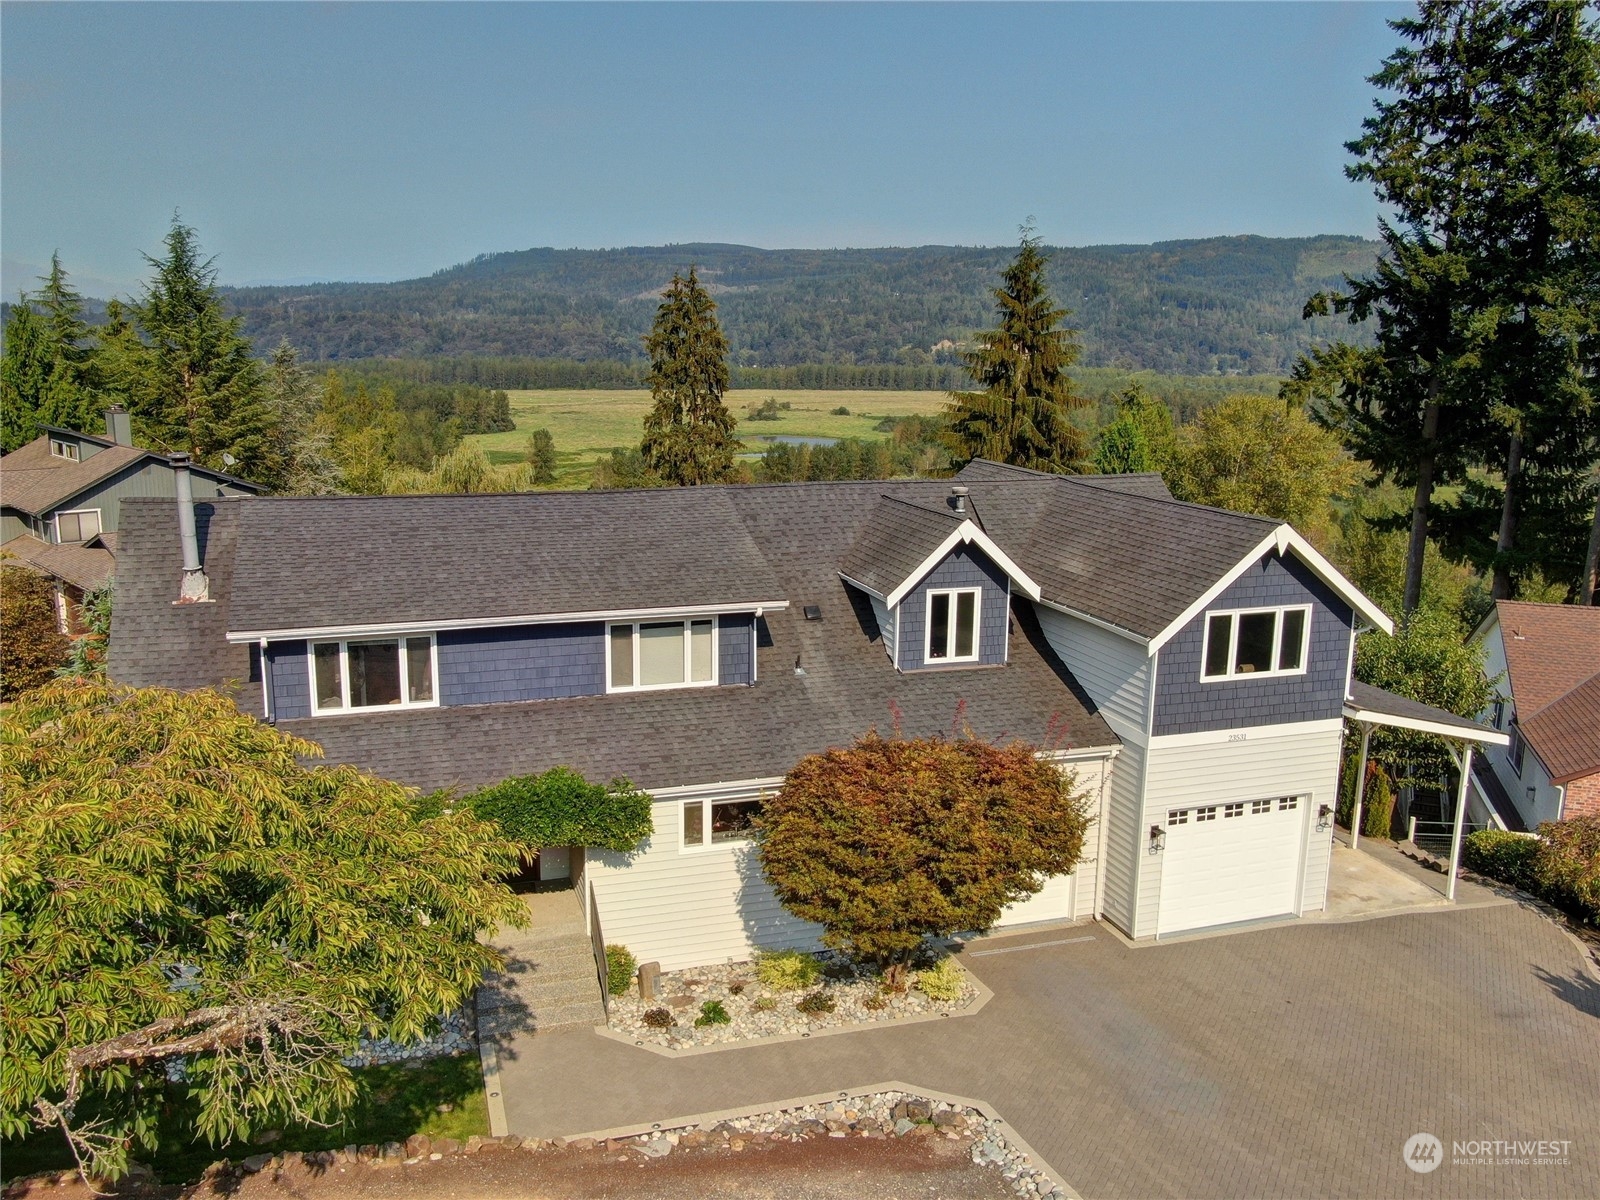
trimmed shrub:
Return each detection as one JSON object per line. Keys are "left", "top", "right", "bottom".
{"left": 755, "top": 948, "right": 822, "bottom": 992}
{"left": 795, "top": 990, "right": 836, "bottom": 1015}
{"left": 642, "top": 1007, "right": 673, "bottom": 1028}
{"left": 1463, "top": 829, "right": 1540, "bottom": 892}
{"left": 604, "top": 944, "right": 636, "bottom": 997}
{"left": 914, "top": 957, "right": 965, "bottom": 1002}
{"left": 694, "top": 1000, "right": 731, "bottom": 1027}
{"left": 463, "top": 767, "right": 652, "bottom": 854}
{"left": 1535, "top": 816, "right": 1600, "bottom": 926}
{"left": 1362, "top": 765, "right": 1396, "bottom": 840}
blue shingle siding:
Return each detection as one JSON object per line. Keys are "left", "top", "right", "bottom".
{"left": 266, "top": 640, "right": 311, "bottom": 721}
{"left": 718, "top": 614, "right": 754, "bottom": 685}
{"left": 1151, "top": 552, "right": 1355, "bottom": 736}
{"left": 895, "top": 543, "right": 1010, "bottom": 671}
{"left": 437, "top": 623, "right": 606, "bottom": 706}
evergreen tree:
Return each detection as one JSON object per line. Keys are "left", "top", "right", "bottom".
{"left": 0, "top": 256, "right": 100, "bottom": 450}
{"left": 1, "top": 299, "right": 52, "bottom": 452}
{"left": 945, "top": 230, "right": 1089, "bottom": 472}
{"left": 526, "top": 428, "right": 557, "bottom": 484}
{"left": 1092, "top": 383, "right": 1177, "bottom": 475}
{"left": 640, "top": 267, "right": 739, "bottom": 486}
{"left": 263, "top": 340, "right": 343, "bottom": 495}
{"left": 131, "top": 218, "right": 281, "bottom": 486}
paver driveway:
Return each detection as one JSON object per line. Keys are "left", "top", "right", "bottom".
{"left": 493, "top": 902, "right": 1599, "bottom": 1198}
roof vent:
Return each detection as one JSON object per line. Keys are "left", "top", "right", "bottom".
{"left": 950, "top": 485, "right": 969, "bottom": 514}
{"left": 803, "top": 605, "right": 822, "bottom": 621}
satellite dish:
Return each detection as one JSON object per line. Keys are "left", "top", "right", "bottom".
{"left": 222, "top": 452, "right": 238, "bottom": 467}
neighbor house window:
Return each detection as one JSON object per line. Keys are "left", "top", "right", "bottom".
{"left": 49, "top": 438, "right": 79, "bottom": 461}
{"left": 53, "top": 509, "right": 101, "bottom": 543}
{"left": 1200, "top": 605, "right": 1310, "bottom": 680}
{"left": 681, "top": 796, "right": 762, "bottom": 848}
{"left": 925, "top": 588, "right": 980, "bottom": 663}
{"left": 608, "top": 619, "right": 716, "bottom": 691}
{"left": 1509, "top": 723, "right": 1525, "bottom": 775}
{"left": 1491, "top": 698, "right": 1506, "bottom": 729}
{"left": 309, "top": 635, "right": 437, "bottom": 714}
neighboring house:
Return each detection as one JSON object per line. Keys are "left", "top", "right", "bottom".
{"left": 1472, "top": 600, "right": 1600, "bottom": 826}
{"left": 110, "top": 461, "right": 1400, "bottom": 971}
{"left": 0, "top": 407, "right": 259, "bottom": 629}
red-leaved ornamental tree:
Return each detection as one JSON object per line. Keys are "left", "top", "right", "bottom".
{"left": 758, "top": 732, "right": 1091, "bottom": 980}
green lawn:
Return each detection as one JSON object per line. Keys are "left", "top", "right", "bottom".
{"left": 468, "top": 388, "right": 949, "bottom": 486}
{"left": 1, "top": 1054, "right": 488, "bottom": 1185}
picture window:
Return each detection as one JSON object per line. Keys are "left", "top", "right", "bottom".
{"left": 609, "top": 619, "right": 717, "bottom": 691}
{"left": 309, "top": 635, "right": 437, "bottom": 714}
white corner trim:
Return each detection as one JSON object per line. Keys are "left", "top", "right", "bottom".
{"left": 226, "top": 600, "right": 790, "bottom": 644}
{"left": 1147, "top": 717, "right": 1345, "bottom": 750}
{"left": 883, "top": 520, "right": 1043, "bottom": 608}
{"left": 1146, "top": 525, "right": 1392, "bottom": 656}
{"left": 1341, "top": 705, "right": 1510, "bottom": 746}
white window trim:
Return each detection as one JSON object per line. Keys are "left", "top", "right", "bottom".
{"left": 1198, "top": 603, "right": 1312, "bottom": 682}
{"left": 606, "top": 619, "right": 720, "bottom": 693}
{"left": 53, "top": 507, "right": 102, "bottom": 544}
{"left": 678, "top": 795, "right": 763, "bottom": 853}
{"left": 924, "top": 587, "right": 981, "bottom": 665}
{"left": 49, "top": 438, "right": 79, "bottom": 461}
{"left": 307, "top": 634, "right": 441, "bottom": 716}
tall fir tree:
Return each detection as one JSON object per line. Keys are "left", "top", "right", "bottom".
{"left": 0, "top": 255, "right": 100, "bottom": 450}
{"left": 263, "top": 339, "right": 343, "bottom": 495}
{"left": 640, "top": 267, "right": 738, "bottom": 486}
{"left": 944, "top": 230, "right": 1089, "bottom": 472}
{"left": 131, "top": 218, "right": 282, "bottom": 487}
{"left": 1, "top": 299, "right": 52, "bottom": 452}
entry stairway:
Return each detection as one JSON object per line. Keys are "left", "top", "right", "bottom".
{"left": 477, "top": 888, "right": 607, "bottom": 1038}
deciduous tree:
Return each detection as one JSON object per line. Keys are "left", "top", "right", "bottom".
{"left": 0, "top": 681, "right": 524, "bottom": 1180}
{"left": 945, "top": 231, "right": 1089, "bottom": 472}
{"left": 641, "top": 268, "right": 739, "bottom": 486}
{"left": 758, "top": 732, "right": 1090, "bottom": 982}
{"left": 1092, "top": 383, "right": 1177, "bottom": 475}
{"left": 0, "top": 564, "right": 70, "bottom": 697}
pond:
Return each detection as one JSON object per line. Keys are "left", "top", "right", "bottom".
{"left": 753, "top": 434, "right": 841, "bottom": 447}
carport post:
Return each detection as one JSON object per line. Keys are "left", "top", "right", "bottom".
{"left": 1350, "top": 723, "right": 1372, "bottom": 850}
{"left": 1446, "top": 744, "right": 1473, "bottom": 902}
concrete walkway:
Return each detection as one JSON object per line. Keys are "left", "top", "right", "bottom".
{"left": 491, "top": 902, "right": 1599, "bottom": 1198}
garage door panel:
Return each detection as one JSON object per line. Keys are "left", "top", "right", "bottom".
{"left": 1157, "top": 799, "right": 1304, "bottom": 935}
{"left": 996, "top": 871, "right": 1075, "bottom": 927}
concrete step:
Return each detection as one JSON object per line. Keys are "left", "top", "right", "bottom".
{"left": 528, "top": 999, "right": 608, "bottom": 1031}
{"left": 476, "top": 924, "right": 608, "bottom": 1035}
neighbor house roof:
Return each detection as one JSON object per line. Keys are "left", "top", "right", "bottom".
{"left": 110, "top": 492, "right": 1118, "bottom": 794}
{"left": 1483, "top": 600, "right": 1600, "bottom": 784}
{"left": 0, "top": 428, "right": 260, "bottom": 516}
{"left": 0, "top": 535, "right": 116, "bottom": 591}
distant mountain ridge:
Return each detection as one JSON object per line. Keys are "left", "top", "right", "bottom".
{"left": 218, "top": 234, "right": 1378, "bottom": 374}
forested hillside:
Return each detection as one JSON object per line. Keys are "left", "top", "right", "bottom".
{"left": 222, "top": 235, "right": 1378, "bottom": 375}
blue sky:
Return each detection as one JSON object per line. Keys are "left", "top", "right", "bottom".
{"left": 2, "top": 2, "right": 1409, "bottom": 297}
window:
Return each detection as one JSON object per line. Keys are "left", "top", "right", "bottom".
{"left": 682, "top": 796, "right": 762, "bottom": 848}
{"left": 1278, "top": 796, "right": 1298, "bottom": 811}
{"left": 1224, "top": 802, "right": 1244, "bottom": 818}
{"left": 309, "top": 635, "right": 436, "bottom": 714}
{"left": 926, "top": 588, "right": 980, "bottom": 663}
{"left": 1196, "top": 806, "right": 1217, "bottom": 822}
{"left": 1200, "top": 605, "right": 1311, "bottom": 680}
{"left": 1491, "top": 698, "right": 1506, "bottom": 730}
{"left": 1509, "top": 724, "right": 1526, "bottom": 775}
{"left": 53, "top": 509, "right": 101, "bottom": 544}
{"left": 49, "top": 438, "right": 79, "bottom": 461}
{"left": 1167, "top": 809, "right": 1189, "bottom": 826}
{"left": 608, "top": 619, "right": 717, "bottom": 690}
{"left": 1251, "top": 799, "right": 1272, "bottom": 815}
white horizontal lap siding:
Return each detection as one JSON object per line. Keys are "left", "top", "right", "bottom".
{"left": 585, "top": 783, "right": 822, "bottom": 973}
{"left": 994, "top": 756, "right": 1108, "bottom": 927}
{"left": 1140, "top": 723, "right": 1343, "bottom": 938}
{"left": 1034, "top": 606, "right": 1151, "bottom": 743}
{"left": 1099, "top": 739, "right": 1145, "bottom": 934}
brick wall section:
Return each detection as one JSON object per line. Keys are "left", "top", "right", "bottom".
{"left": 896, "top": 543, "right": 1010, "bottom": 671}
{"left": 266, "top": 639, "right": 311, "bottom": 720}
{"left": 718, "top": 613, "right": 754, "bottom": 684}
{"left": 1563, "top": 773, "right": 1600, "bottom": 819}
{"left": 437, "top": 623, "right": 606, "bottom": 705}
{"left": 1152, "top": 551, "right": 1355, "bottom": 736}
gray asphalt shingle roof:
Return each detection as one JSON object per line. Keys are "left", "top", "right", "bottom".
{"left": 838, "top": 495, "right": 964, "bottom": 598}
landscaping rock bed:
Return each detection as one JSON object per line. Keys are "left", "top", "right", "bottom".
{"left": 343, "top": 1004, "right": 476, "bottom": 1068}
{"left": 606, "top": 955, "right": 977, "bottom": 1047}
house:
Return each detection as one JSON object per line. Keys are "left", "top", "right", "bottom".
{"left": 110, "top": 461, "right": 1411, "bottom": 972}
{"left": 0, "top": 408, "right": 259, "bottom": 629}
{"left": 1472, "top": 600, "right": 1600, "bottom": 827}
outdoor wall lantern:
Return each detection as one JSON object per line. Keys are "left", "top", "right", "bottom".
{"left": 1148, "top": 824, "right": 1165, "bottom": 853}
{"left": 1317, "top": 803, "right": 1333, "bottom": 831}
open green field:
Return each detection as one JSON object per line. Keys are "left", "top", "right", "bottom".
{"left": 468, "top": 389, "right": 948, "bottom": 486}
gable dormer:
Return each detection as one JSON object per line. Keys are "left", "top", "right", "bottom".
{"left": 839, "top": 489, "right": 1040, "bottom": 671}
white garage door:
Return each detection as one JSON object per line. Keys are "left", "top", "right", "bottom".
{"left": 995, "top": 871, "right": 1076, "bottom": 928}
{"left": 1157, "top": 796, "right": 1305, "bottom": 936}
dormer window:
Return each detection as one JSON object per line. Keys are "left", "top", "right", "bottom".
{"left": 608, "top": 619, "right": 717, "bottom": 691}
{"left": 1201, "top": 605, "right": 1310, "bottom": 681}
{"left": 49, "top": 438, "right": 79, "bottom": 461}
{"left": 310, "top": 635, "right": 437, "bottom": 714}
{"left": 926, "top": 588, "right": 980, "bottom": 663}
{"left": 54, "top": 509, "right": 101, "bottom": 544}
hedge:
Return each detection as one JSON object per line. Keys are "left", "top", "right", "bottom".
{"left": 462, "top": 767, "right": 653, "bottom": 853}
{"left": 1463, "top": 816, "right": 1600, "bottom": 927}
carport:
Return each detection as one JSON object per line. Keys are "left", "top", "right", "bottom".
{"left": 1342, "top": 682, "right": 1511, "bottom": 900}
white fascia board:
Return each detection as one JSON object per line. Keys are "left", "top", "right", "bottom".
{"left": 1146, "top": 525, "right": 1393, "bottom": 657}
{"left": 645, "top": 776, "right": 787, "bottom": 801}
{"left": 1039, "top": 743, "right": 1123, "bottom": 763}
{"left": 838, "top": 573, "right": 886, "bottom": 602}
{"left": 1340, "top": 705, "right": 1510, "bottom": 746}
{"left": 227, "top": 600, "right": 791, "bottom": 645}
{"left": 1034, "top": 597, "right": 1151, "bottom": 647}
{"left": 882, "top": 520, "right": 1043, "bottom": 609}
